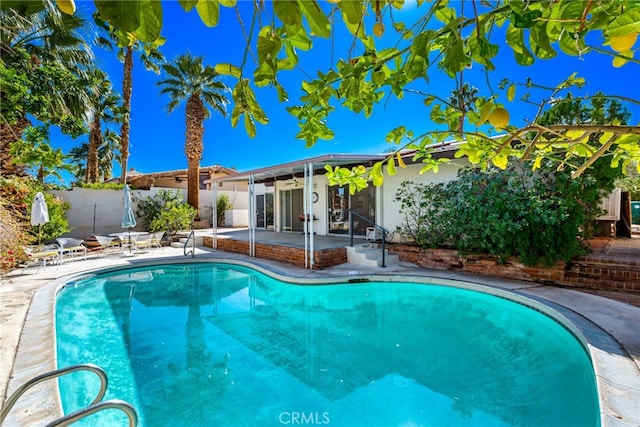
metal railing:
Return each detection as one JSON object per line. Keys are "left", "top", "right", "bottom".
{"left": 348, "top": 210, "right": 390, "bottom": 268}
{"left": 47, "top": 399, "right": 138, "bottom": 427}
{"left": 1, "top": 364, "right": 137, "bottom": 426}
{"left": 183, "top": 220, "right": 195, "bottom": 258}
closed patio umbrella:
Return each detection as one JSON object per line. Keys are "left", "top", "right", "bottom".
{"left": 121, "top": 184, "right": 136, "bottom": 229}
{"left": 121, "top": 185, "right": 136, "bottom": 252}
{"left": 31, "top": 192, "right": 49, "bottom": 244}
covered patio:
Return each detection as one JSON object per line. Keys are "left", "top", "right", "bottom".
{"left": 202, "top": 228, "right": 365, "bottom": 270}
{"left": 205, "top": 154, "right": 385, "bottom": 270}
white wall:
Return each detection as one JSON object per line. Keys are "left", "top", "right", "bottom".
{"left": 380, "top": 160, "right": 468, "bottom": 241}
{"left": 51, "top": 187, "right": 247, "bottom": 238}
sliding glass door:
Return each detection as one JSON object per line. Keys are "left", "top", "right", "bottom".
{"left": 280, "top": 189, "right": 304, "bottom": 232}
{"left": 256, "top": 193, "right": 274, "bottom": 230}
{"left": 328, "top": 185, "right": 376, "bottom": 235}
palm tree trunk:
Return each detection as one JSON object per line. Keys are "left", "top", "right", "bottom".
{"left": 120, "top": 45, "right": 133, "bottom": 184}
{"left": 87, "top": 114, "right": 101, "bottom": 183}
{"left": 0, "top": 116, "right": 30, "bottom": 177}
{"left": 185, "top": 96, "right": 205, "bottom": 216}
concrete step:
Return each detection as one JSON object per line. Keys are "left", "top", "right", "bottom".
{"left": 171, "top": 235, "right": 203, "bottom": 248}
{"left": 346, "top": 244, "right": 399, "bottom": 267}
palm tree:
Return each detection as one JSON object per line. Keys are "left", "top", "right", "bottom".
{"left": 85, "top": 69, "right": 123, "bottom": 183}
{"left": 69, "top": 129, "right": 121, "bottom": 184}
{"left": 94, "top": 20, "right": 164, "bottom": 184}
{"left": 157, "top": 53, "right": 230, "bottom": 214}
{"left": 0, "top": 3, "right": 93, "bottom": 176}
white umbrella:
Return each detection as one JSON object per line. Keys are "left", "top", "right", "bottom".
{"left": 121, "top": 185, "right": 137, "bottom": 253}
{"left": 31, "top": 192, "right": 49, "bottom": 244}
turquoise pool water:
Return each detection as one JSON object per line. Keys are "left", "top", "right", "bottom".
{"left": 56, "top": 263, "right": 599, "bottom": 426}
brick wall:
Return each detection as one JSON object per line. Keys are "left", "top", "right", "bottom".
{"left": 203, "top": 236, "right": 347, "bottom": 270}
{"left": 388, "top": 244, "right": 640, "bottom": 293}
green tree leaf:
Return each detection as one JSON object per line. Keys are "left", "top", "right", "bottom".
{"left": 339, "top": 0, "right": 363, "bottom": 36}
{"left": 95, "top": 1, "right": 141, "bottom": 33}
{"left": 371, "top": 161, "right": 384, "bottom": 186}
{"left": 178, "top": 0, "right": 198, "bottom": 12}
{"left": 244, "top": 113, "right": 256, "bottom": 138}
{"left": 136, "top": 0, "right": 163, "bottom": 43}
{"left": 299, "top": 0, "right": 330, "bottom": 38}
{"left": 196, "top": 0, "right": 220, "bottom": 27}
{"left": 506, "top": 26, "right": 534, "bottom": 65}
{"left": 274, "top": 0, "right": 302, "bottom": 27}
{"left": 604, "top": 9, "right": 640, "bottom": 37}
{"left": 529, "top": 24, "right": 557, "bottom": 59}
{"left": 507, "top": 84, "right": 516, "bottom": 102}
{"left": 214, "top": 63, "right": 241, "bottom": 78}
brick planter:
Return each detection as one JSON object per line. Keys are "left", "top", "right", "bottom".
{"left": 388, "top": 244, "right": 640, "bottom": 293}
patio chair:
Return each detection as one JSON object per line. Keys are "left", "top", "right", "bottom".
{"left": 23, "top": 245, "right": 61, "bottom": 270}
{"left": 118, "top": 233, "right": 141, "bottom": 255}
{"left": 149, "top": 231, "right": 165, "bottom": 249}
{"left": 134, "top": 235, "right": 151, "bottom": 252}
{"left": 93, "top": 235, "right": 120, "bottom": 256}
{"left": 56, "top": 238, "right": 87, "bottom": 263}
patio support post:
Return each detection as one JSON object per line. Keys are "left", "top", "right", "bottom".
{"left": 249, "top": 174, "right": 256, "bottom": 257}
{"left": 308, "top": 162, "right": 314, "bottom": 269}
{"left": 303, "top": 164, "right": 308, "bottom": 269}
{"left": 212, "top": 181, "right": 218, "bottom": 250}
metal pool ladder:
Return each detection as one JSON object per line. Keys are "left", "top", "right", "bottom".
{"left": 1, "top": 364, "right": 138, "bottom": 426}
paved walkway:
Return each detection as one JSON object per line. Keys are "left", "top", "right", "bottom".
{"left": 1, "top": 237, "right": 639, "bottom": 425}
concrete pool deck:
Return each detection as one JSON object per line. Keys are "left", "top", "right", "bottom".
{"left": 1, "top": 244, "right": 639, "bottom": 426}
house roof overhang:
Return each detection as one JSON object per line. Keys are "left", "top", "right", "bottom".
{"left": 205, "top": 154, "right": 386, "bottom": 185}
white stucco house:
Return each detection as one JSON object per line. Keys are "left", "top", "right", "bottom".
{"left": 205, "top": 143, "right": 469, "bottom": 241}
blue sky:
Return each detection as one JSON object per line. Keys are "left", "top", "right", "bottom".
{"left": 58, "top": 1, "right": 640, "bottom": 178}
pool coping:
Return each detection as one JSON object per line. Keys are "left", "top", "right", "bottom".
{"left": 3, "top": 254, "right": 639, "bottom": 426}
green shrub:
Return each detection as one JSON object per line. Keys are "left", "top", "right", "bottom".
{"left": 216, "top": 193, "right": 233, "bottom": 227}
{"left": 149, "top": 201, "right": 197, "bottom": 239}
{"left": 0, "top": 176, "right": 71, "bottom": 245}
{"left": 136, "top": 189, "right": 185, "bottom": 230}
{"left": 395, "top": 164, "right": 607, "bottom": 266}
{"left": 0, "top": 176, "right": 71, "bottom": 271}
{"left": 78, "top": 182, "right": 124, "bottom": 190}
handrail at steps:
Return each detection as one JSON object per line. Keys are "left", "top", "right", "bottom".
{"left": 47, "top": 399, "right": 138, "bottom": 427}
{"left": 183, "top": 221, "right": 195, "bottom": 258}
{"left": 348, "top": 209, "right": 390, "bottom": 268}
{"left": 0, "top": 364, "right": 108, "bottom": 422}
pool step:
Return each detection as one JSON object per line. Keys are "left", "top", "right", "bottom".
{"left": 346, "top": 243, "right": 399, "bottom": 267}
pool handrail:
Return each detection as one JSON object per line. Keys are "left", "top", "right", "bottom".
{"left": 0, "top": 364, "right": 108, "bottom": 423}
{"left": 46, "top": 399, "right": 138, "bottom": 427}
{"left": 0, "top": 363, "right": 138, "bottom": 427}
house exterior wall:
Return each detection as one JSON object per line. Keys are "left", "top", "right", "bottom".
{"left": 243, "top": 162, "right": 466, "bottom": 239}
{"left": 270, "top": 175, "right": 329, "bottom": 235}
{"left": 380, "top": 160, "right": 467, "bottom": 241}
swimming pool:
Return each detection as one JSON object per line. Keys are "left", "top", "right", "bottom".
{"left": 56, "top": 262, "right": 599, "bottom": 426}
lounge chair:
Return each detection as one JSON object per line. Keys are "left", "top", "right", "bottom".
{"left": 23, "top": 245, "right": 61, "bottom": 269}
{"left": 56, "top": 238, "right": 87, "bottom": 263}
